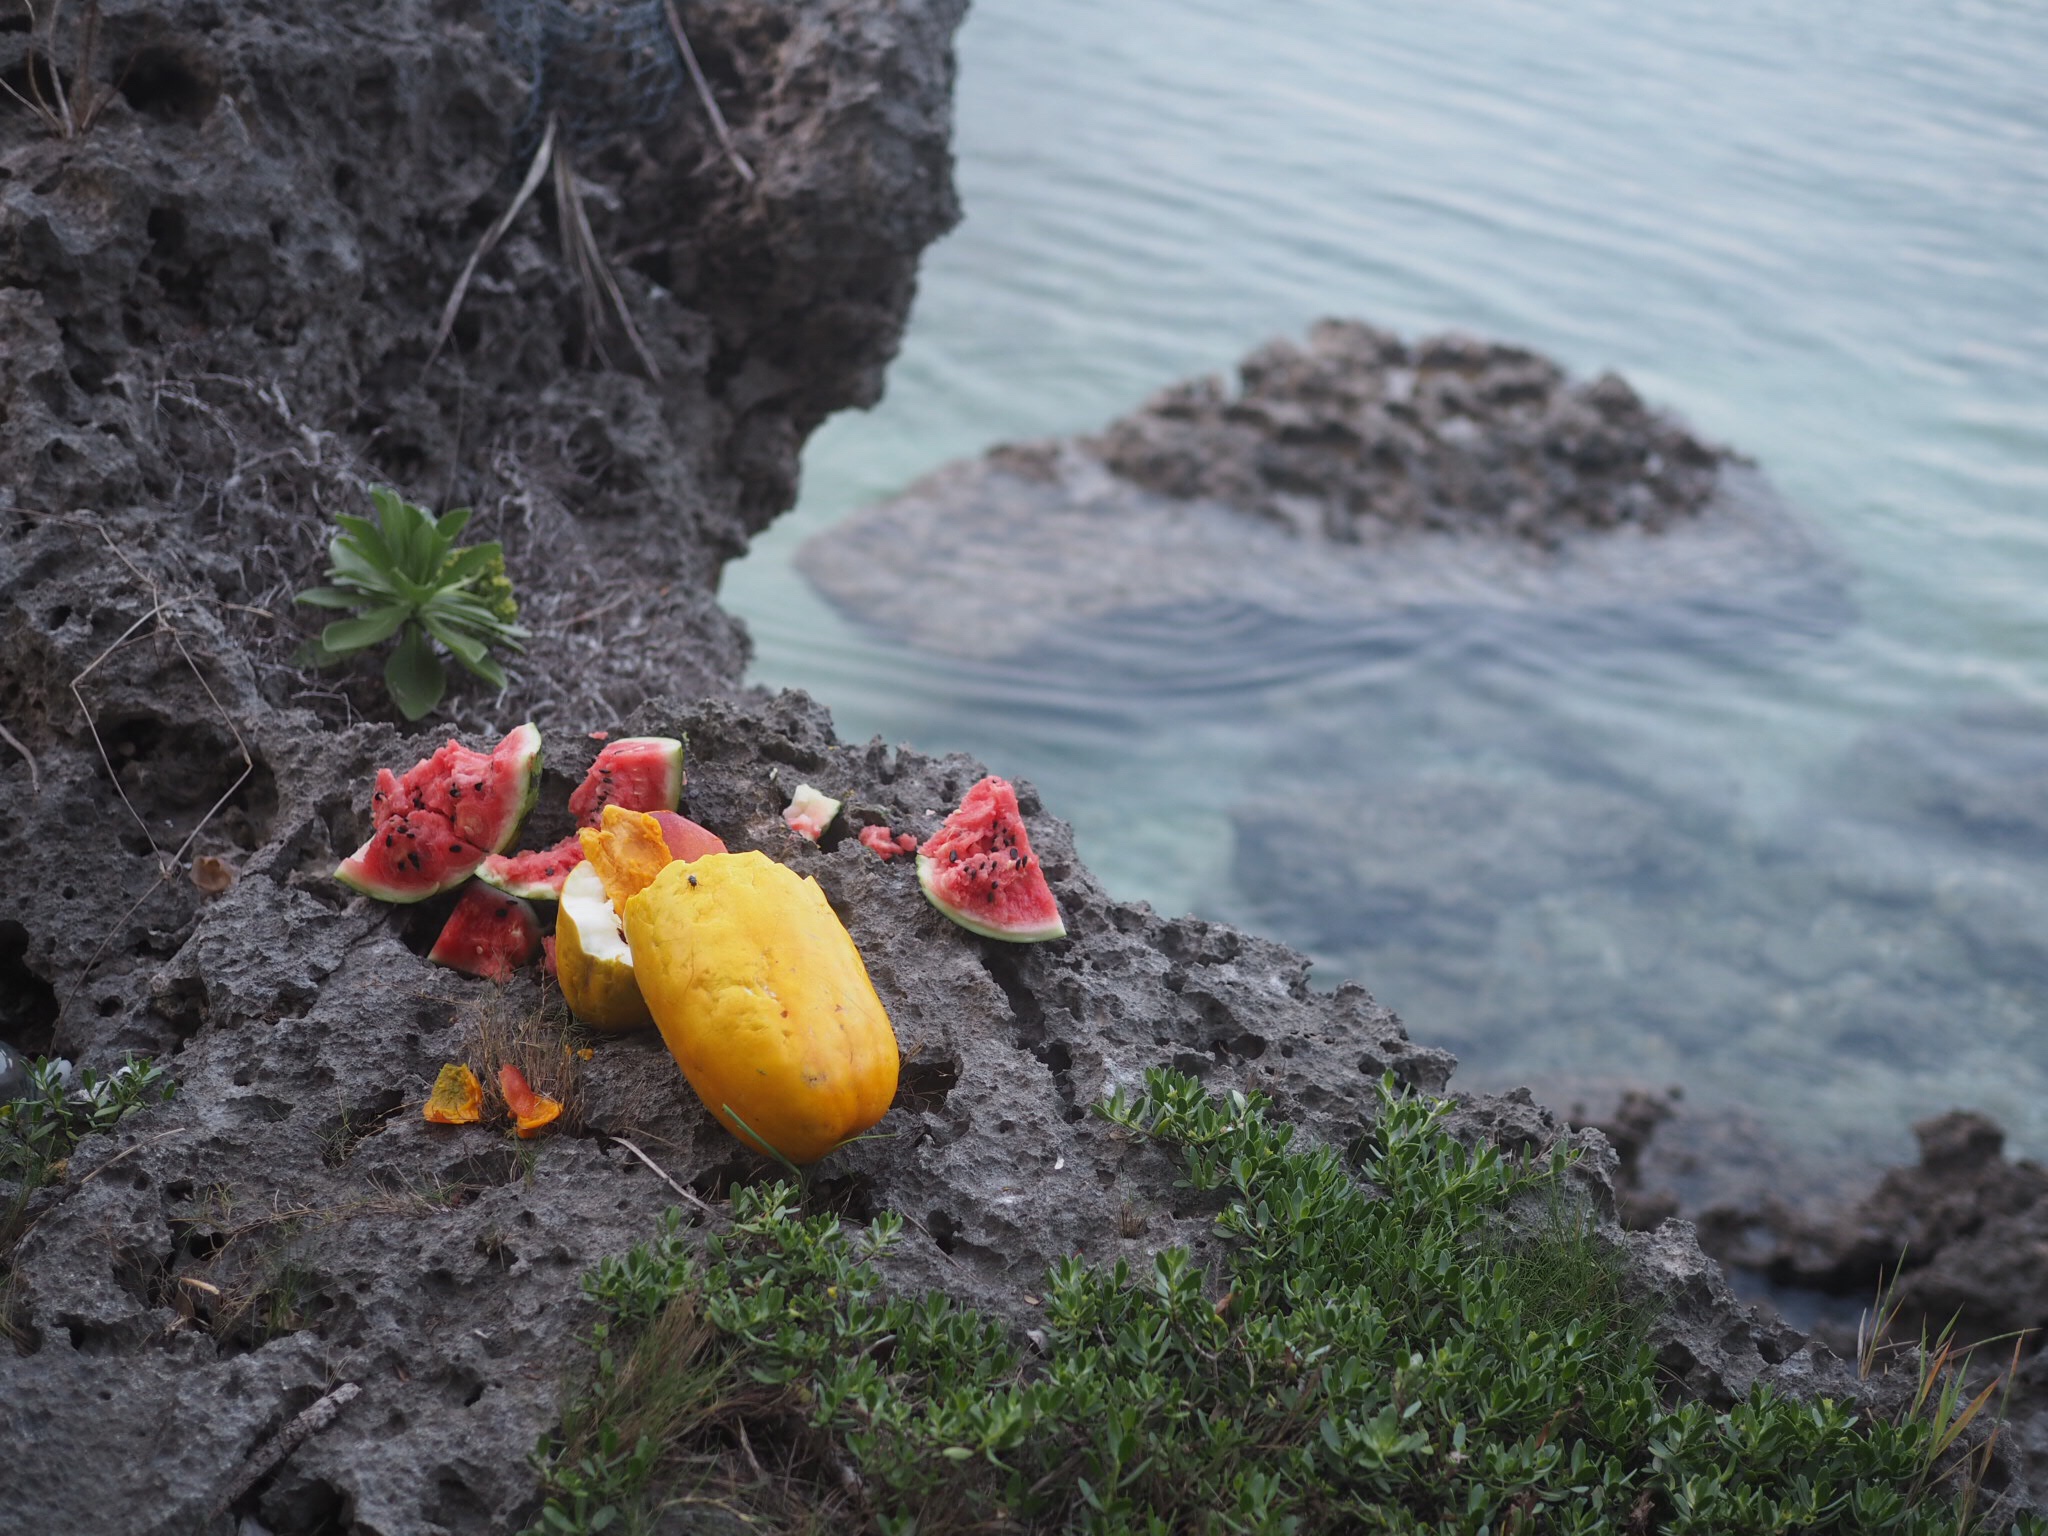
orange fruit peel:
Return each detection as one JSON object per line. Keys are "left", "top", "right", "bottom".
{"left": 423, "top": 1063, "right": 483, "bottom": 1125}
{"left": 556, "top": 860, "right": 655, "bottom": 1030}
{"left": 498, "top": 1063, "right": 564, "bottom": 1137}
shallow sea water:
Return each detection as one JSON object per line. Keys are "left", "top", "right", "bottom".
{"left": 721, "top": 0, "right": 2048, "bottom": 1178}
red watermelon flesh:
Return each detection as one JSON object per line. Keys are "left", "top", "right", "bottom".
{"left": 428, "top": 884, "right": 542, "bottom": 980}
{"left": 478, "top": 808, "right": 722, "bottom": 901}
{"left": 569, "top": 736, "right": 684, "bottom": 827}
{"left": 916, "top": 776, "right": 1066, "bottom": 943}
{"left": 477, "top": 833, "right": 584, "bottom": 901}
{"left": 337, "top": 724, "right": 543, "bottom": 902}
{"left": 859, "top": 825, "right": 919, "bottom": 860}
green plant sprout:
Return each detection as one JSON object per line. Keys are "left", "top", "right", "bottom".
{"left": 296, "top": 485, "right": 528, "bottom": 720}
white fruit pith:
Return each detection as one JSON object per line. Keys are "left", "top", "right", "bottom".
{"left": 560, "top": 861, "right": 630, "bottom": 962}
{"left": 556, "top": 861, "right": 654, "bottom": 1030}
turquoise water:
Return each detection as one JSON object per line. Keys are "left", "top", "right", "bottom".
{"left": 722, "top": 0, "right": 2048, "bottom": 1175}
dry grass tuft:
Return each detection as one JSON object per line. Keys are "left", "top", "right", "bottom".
{"left": 1, "top": 0, "right": 119, "bottom": 139}
{"left": 458, "top": 982, "right": 588, "bottom": 1135}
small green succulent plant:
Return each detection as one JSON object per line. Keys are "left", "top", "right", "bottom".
{"left": 296, "top": 486, "right": 529, "bottom": 720}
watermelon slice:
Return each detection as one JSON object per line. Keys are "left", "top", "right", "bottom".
{"left": 336, "top": 724, "right": 543, "bottom": 901}
{"left": 428, "top": 884, "right": 542, "bottom": 980}
{"left": 859, "top": 825, "right": 918, "bottom": 861}
{"left": 477, "top": 833, "right": 585, "bottom": 901}
{"left": 783, "top": 783, "right": 841, "bottom": 841}
{"left": 917, "top": 776, "right": 1065, "bottom": 943}
{"left": 569, "top": 736, "right": 684, "bottom": 827}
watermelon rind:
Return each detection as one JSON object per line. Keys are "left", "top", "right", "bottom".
{"left": 916, "top": 852, "right": 1067, "bottom": 943}
{"left": 914, "top": 775, "right": 1066, "bottom": 943}
{"left": 335, "top": 841, "right": 479, "bottom": 903}
{"left": 488, "top": 722, "right": 545, "bottom": 854}
{"left": 428, "top": 885, "right": 542, "bottom": 980}
{"left": 476, "top": 833, "right": 584, "bottom": 902}
{"left": 334, "top": 723, "right": 543, "bottom": 901}
{"left": 782, "top": 783, "right": 842, "bottom": 841}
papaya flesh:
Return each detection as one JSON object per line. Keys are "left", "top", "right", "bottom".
{"left": 577, "top": 805, "right": 676, "bottom": 908}
{"left": 624, "top": 850, "right": 899, "bottom": 1165}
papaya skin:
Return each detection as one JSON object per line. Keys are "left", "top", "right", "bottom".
{"left": 623, "top": 850, "right": 899, "bottom": 1165}
{"left": 554, "top": 861, "right": 655, "bottom": 1031}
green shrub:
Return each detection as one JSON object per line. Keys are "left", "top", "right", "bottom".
{"left": 531, "top": 1073, "right": 2040, "bottom": 1535}
{"left": 3, "top": 1055, "right": 174, "bottom": 1259}
{"left": 0, "top": 1055, "right": 173, "bottom": 1183}
{"left": 295, "top": 485, "right": 527, "bottom": 720}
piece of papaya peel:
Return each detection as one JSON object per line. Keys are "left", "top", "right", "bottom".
{"left": 499, "top": 1063, "right": 563, "bottom": 1138}
{"left": 423, "top": 1063, "right": 483, "bottom": 1125}
{"left": 576, "top": 804, "right": 675, "bottom": 910}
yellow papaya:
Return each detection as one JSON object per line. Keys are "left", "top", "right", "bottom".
{"left": 624, "top": 850, "right": 899, "bottom": 1165}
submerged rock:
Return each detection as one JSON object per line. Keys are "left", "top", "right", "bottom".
{"left": 1699, "top": 1109, "right": 2048, "bottom": 1343}
{"left": 801, "top": 320, "right": 1845, "bottom": 661}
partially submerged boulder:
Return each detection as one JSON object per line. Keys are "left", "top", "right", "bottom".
{"left": 801, "top": 319, "right": 1844, "bottom": 662}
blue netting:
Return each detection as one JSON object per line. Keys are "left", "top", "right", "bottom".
{"left": 485, "top": 0, "right": 687, "bottom": 147}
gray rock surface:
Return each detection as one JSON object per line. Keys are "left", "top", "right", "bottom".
{"left": 1088, "top": 322, "right": 1724, "bottom": 542}
{"left": 0, "top": 695, "right": 1875, "bottom": 1534}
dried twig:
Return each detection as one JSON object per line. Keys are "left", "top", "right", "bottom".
{"left": 661, "top": 0, "right": 755, "bottom": 185}
{"left": 73, "top": 1128, "right": 184, "bottom": 1190}
{"left": 0, "top": 720, "right": 38, "bottom": 796}
{"left": 561, "top": 590, "right": 635, "bottom": 628}
{"left": 69, "top": 601, "right": 173, "bottom": 849}
{"left": 60, "top": 527, "right": 256, "bottom": 1006}
{"left": 0, "top": 0, "right": 118, "bottom": 138}
{"left": 426, "top": 114, "right": 558, "bottom": 371}
{"left": 209, "top": 1382, "right": 361, "bottom": 1517}
{"left": 609, "top": 1134, "right": 717, "bottom": 1217}
{"left": 552, "top": 137, "right": 663, "bottom": 381}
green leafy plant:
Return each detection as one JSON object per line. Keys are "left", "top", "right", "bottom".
{"left": 530, "top": 1073, "right": 2041, "bottom": 1535}
{"left": 296, "top": 485, "right": 528, "bottom": 720}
